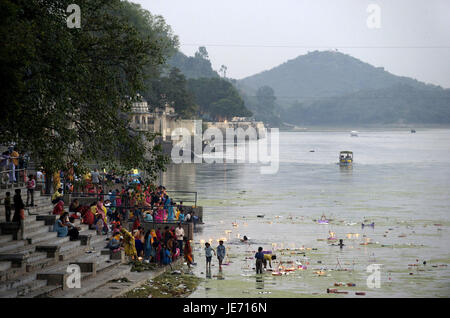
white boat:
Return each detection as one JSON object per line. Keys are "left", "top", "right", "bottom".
{"left": 350, "top": 131, "right": 358, "bottom": 137}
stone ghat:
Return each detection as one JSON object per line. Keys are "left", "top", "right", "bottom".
{"left": 0, "top": 186, "right": 188, "bottom": 298}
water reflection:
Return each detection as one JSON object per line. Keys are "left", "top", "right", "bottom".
{"left": 255, "top": 275, "right": 264, "bottom": 290}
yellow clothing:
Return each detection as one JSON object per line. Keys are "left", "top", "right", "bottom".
{"left": 121, "top": 228, "right": 137, "bottom": 258}
{"left": 11, "top": 151, "right": 19, "bottom": 166}
{"left": 150, "top": 229, "right": 156, "bottom": 245}
{"left": 53, "top": 172, "right": 61, "bottom": 190}
{"left": 52, "top": 190, "right": 62, "bottom": 201}
{"left": 264, "top": 254, "right": 273, "bottom": 267}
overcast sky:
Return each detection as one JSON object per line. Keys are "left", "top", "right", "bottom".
{"left": 135, "top": 0, "right": 450, "bottom": 88}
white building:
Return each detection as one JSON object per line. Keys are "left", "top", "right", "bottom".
{"left": 130, "top": 97, "right": 202, "bottom": 141}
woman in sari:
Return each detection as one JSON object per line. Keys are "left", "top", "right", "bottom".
{"left": 155, "top": 228, "right": 162, "bottom": 241}
{"left": 132, "top": 217, "right": 141, "bottom": 231}
{"left": 154, "top": 205, "right": 164, "bottom": 222}
{"left": 162, "top": 244, "right": 172, "bottom": 265}
{"left": 52, "top": 200, "right": 65, "bottom": 215}
{"left": 95, "top": 200, "right": 108, "bottom": 234}
{"left": 120, "top": 228, "right": 137, "bottom": 259}
{"left": 82, "top": 202, "right": 96, "bottom": 227}
{"left": 134, "top": 229, "right": 144, "bottom": 258}
{"left": 53, "top": 213, "right": 69, "bottom": 237}
{"left": 144, "top": 230, "right": 156, "bottom": 263}
{"left": 184, "top": 239, "right": 193, "bottom": 269}
{"left": 69, "top": 199, "right": 81, "bottom": 219}
{"left": 155, "top": 241, "right": 162, "bottom": 264}
{"left": 167, "top": 200, "right": 175, "bottom": 221}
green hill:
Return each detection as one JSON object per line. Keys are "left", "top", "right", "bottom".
{"left": 238, "top": 50, "right": 450, "bottom": 125}
{"left": 167, "top": 49, "right": 219, "bottom": 79}
{"left": 283, "top": 84, "right": 450, "bottom": 125}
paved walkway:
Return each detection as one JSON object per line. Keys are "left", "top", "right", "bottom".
{"left": 80, "top": 258, "right": 185, "bottom": 298}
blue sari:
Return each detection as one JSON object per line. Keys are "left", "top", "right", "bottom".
{"left": 144, "top": 236, "right": 155, "bottom": 260}
{"left": 162, "top": 248, "right": 172, "bottom": 265}
{"left": 53, "top": 219, "right": 68, "bottom": 237}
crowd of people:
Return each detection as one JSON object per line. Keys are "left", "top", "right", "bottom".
{"left": 49, "top": 181, "right": 198, "bottom": 268}
{"left": 0, "top": 146, "right": 30, "bottom": 184}
{"left": 2, "top": 165, "right": 200, "bottom": 271}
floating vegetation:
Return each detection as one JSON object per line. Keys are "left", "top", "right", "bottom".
{"left": 129, "top": 260, "right": 158, "bottom": 272}
{"left": 122, "top": 273, "right": 202, "bottom": 298}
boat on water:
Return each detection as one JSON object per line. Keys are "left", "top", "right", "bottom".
{"left": 350, "top": 130, "right": 358, "bottom": 137}
{"left": 339, "top": 151, "right": 353, "bottom": 166}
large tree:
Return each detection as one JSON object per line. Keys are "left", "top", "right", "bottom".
{"left": 0, "top": 0, "right": 169, "bottom": 185}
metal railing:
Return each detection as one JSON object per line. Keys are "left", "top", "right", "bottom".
{"left": 65, "top": 190, "right": 198, "bottom": 206}
{"left": 0, "top": 168, "right": 28, "bottom": 185}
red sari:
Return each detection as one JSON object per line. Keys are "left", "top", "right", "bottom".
{"left": 52, "top": 201, "right": 64, "bottom": 215}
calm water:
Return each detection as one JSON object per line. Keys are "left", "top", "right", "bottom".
{"left": 162, "top": 129, "right": 450, "bottom": 298}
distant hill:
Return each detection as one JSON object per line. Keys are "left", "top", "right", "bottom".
{"left": 283, "top": 84, "right": 450, "bottom": 125}
{"left": 238, "top": 50, "right": 450, "bottom": 125}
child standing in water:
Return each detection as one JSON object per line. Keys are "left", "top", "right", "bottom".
{"left": 255, "top": 247, "right": 264, "bottom": 274}
{"left": 216, "top": 240, "right": 226, "bottom": 270}
{"left": 204, "top": 242, "right": 215, "bottom": 269}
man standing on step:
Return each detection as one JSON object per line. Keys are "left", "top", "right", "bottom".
{"left": 91, "top": 168, "right": 100, "bottom": 192}
{"left": 26, "top": 174, "right": 36, "bottom": 207}
{"left": 175, "top": 222, "right": 185, "bottom": 255}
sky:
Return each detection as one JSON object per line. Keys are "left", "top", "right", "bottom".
{"left": 135, "top": 0, "right": 450, "bottom": 88}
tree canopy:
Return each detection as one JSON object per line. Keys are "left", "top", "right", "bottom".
{"left": 0, "top": 0, "right": 169, "bottom": 180}
{"left": 168, "top": 47, "right": 220, "bottom": 79}
{"left": 187, "top": 78, "right": 252, "bottom": 121}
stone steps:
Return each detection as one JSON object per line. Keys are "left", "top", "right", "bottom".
{"left": 25, "top": 231, "right": 59, "bottom": 245}
{"left": 0, "top": 193, "right": 129, "bottom": 299}
{"left": 25, "top": 204, "right": 54, "bottom": 216}
{"left": 23, "top": 219, "right": 47, "bottom": 231}
{"left": 0, "top": 277, "right": 48, "bottom": 298}
{"left": 0, "top": 263, "right": 26, "bottom": 282}
{"left": 0, "top": 240, "right": 26, "bottom": 253}
{"left": 0, "top": 234, "right": 13, "bottom": 245}
{"left": 50, "top": 258, "right": 126, "bottom": 298}
{"left": 26, "top": 253, "right": 59, "bottom": 273}
{"left": 24, "top": 225, "right": 51, "bottom": 240}
{"left": 0, "top": 271, "right": 37, "bottom": 293}
{"left": 0, "top": 261, "right": 11, "bottom": 272}
{"left": 26, "top": 252, "right": 48, "bottom": 264}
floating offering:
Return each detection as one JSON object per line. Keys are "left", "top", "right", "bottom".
{"left": 318, "top": 219, "right": 329, "bottom": 224}
{"left": 313, "top": 270, "right": 326, "bottom": 276}
{"left": 272, "top": 272, "right": 283, "bottom": 276}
